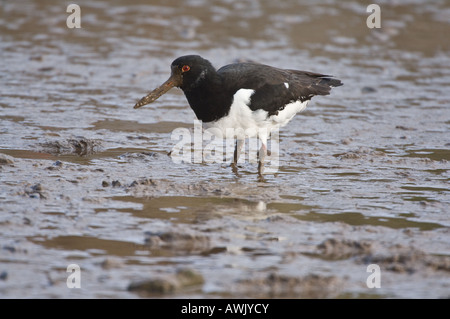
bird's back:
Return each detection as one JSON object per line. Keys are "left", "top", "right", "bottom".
{"left": 217, "top": 62, "right": 342, "bottom": 116}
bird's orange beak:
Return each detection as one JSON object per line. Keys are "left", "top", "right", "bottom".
{"left": 133, "top": 67, "right": 182, "bottom": 109}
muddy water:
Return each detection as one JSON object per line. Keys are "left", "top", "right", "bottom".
{"left": 1, "top": 0, "right": 449, "bottom": 298}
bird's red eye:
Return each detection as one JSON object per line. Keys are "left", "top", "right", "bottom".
{"left": 182, "top": 65, "right": 190, "bottom": 72}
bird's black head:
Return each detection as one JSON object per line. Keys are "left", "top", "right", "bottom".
{"left": 170, "top": 55, "right": 215, "bottom": 91}
{"left": 133, "top": 55, "right": 214, "bottom": 109}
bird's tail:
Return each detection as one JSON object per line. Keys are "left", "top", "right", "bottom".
{"left": 319, "top": 76, "right": 343, "bottom": 88}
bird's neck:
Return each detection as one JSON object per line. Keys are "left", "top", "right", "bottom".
{"left": 183, "top": 71, "right": 233, "bottom": 123}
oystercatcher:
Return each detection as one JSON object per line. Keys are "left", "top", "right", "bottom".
{"left": 133, "top": 55, "right": 342, "bottom": 175}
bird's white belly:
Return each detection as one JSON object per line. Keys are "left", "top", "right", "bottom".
{"left": 203, "top": 88, "right": 308, "bottom": 141}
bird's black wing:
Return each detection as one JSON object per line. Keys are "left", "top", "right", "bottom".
{"left": 218, "top": 63, "right": 342, "bottom": 116}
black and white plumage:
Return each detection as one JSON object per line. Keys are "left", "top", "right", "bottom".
{"left": 134, "top": 55, "right": 342, "bottom": 175}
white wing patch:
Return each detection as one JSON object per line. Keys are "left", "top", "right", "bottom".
{"left": 204, "top": 89, "right": 255, "bottom": 139}
{"left": 284, "top": 82, "right": 289, "bottom": 89}
{"left": 205, "top": 88, "right": 308, "bottom": 140}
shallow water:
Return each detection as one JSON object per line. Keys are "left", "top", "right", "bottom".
{"left": 1, "top": 0, "right": 449, "bottom": 298}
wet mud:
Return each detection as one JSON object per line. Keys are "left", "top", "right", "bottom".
{"left": 1, "top": 0, "right": 449, "bottom": 298}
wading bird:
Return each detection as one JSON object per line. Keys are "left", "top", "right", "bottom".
{"left": 134, "top": 55, "right": 342, "bottom": 176}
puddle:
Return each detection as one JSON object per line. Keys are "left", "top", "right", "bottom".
{"left": 90, "top": 119, "right": 191, "bottom": 134}
{"left": 1, "top": 0, "right": 449, "bottom": 299}
{"left": 30, "top": 235, "right": 145, "bottom": 258}
{"left": 402, "top": 149, "right": 450, "bottom": 161}
{"left": 293, "top": 211, "right": 444, "bottom": 231}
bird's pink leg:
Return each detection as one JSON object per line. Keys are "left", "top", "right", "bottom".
{"left": 258, "top": 142, "right": 267, "bottom": 176}
{"left": 232, "top": 139, "right": 244, "bottom": 174}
